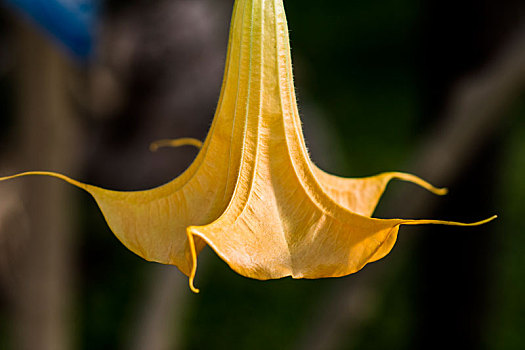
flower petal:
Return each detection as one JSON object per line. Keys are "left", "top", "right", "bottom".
{"left": 312, "top": 168, "right": 447, "bottom": 216}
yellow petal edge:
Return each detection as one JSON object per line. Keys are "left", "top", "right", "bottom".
{"left": 0, "top": 0, "right": 496, "bottom": 293}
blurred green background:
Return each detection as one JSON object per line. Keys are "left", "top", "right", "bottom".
{"left": 0, "top": 0, "right": 523, "bottom": 349}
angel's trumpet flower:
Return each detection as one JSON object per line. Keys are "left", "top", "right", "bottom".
{"left": 0, "top": 0, "right": 496, "bottom": 293}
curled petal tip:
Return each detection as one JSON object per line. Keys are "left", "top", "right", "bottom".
{"left": 456, "top": 215, "right": 498, "bottom": 226}
{"left": 401, "top": 214, "right": 498, "bottom": 227}
{"left": 466, "top": 215, "right": 498, "bottom": 226}
{"left": 149, "top": 138, "right": 203, "bottom": 152}
{"left": 0, "top": 173, "right": 22, "bottom": 182}
{"left": 0, "top": 171, "right": 87, "bottom": 190}
{"left": 483, "top": 214, "right": 498, "bottom": 223}
{"left": 386, "top": 172, "right": 448, "bottom": 196}
{"left": 436, "top": 187, "right": 448, "bottom": 196}
{"left": 186, "top": 226, "right": 200, "bottom": 293}
{"left": 188, "top": 264, "right": 200, "bottom": 293}
{"left": 189, "top": 281, "right": 200, "bottom": 294}
{"left": 422, "top": 183, "right": 448, "bottom": 196}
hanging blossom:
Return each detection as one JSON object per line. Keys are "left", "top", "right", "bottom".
{"left": 0, "top": 0, "right": 496, "bottom": 292}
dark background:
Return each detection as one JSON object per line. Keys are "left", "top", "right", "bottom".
{"left": 0, "top": 0, "right": 523, "bottom": 349}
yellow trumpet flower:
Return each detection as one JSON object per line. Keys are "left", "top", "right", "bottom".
{"left": 0, "top": 0, "right": 495, "bottom": 293}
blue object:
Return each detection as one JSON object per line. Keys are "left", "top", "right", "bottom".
{"left": 4, "top": 0, "right": 98, "bottom": 60}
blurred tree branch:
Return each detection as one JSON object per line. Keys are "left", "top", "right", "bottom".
{"left": 0, "top": 185, "right": 28, "bottom": 298}
{"left": 295, "top": 21, "right": 525, "bottom": 350}
{"left": 86, "top": 1, "right": 230, "bottom": 349}
{"left": 2, "top": 19, "right": 84, "bottom": 350}
{"left": 127, "top": 266, "right": 189, "bottom": 350}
